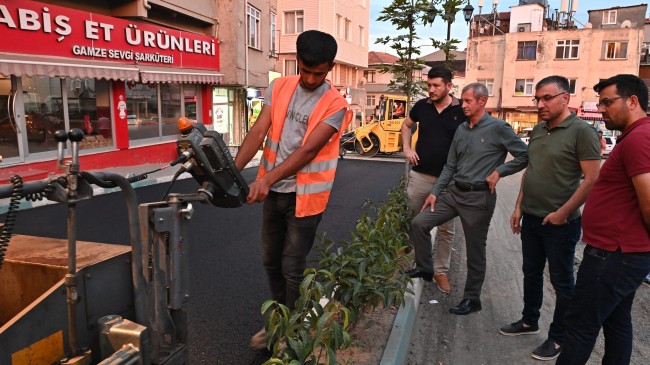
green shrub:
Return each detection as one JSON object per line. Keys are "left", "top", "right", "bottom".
{"left": 262, "top": 179, "right": 412, "bottom": 364}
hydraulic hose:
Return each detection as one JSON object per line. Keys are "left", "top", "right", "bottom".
{"left": 0, "top": 175, "right": 23, "bottom": 268}
{"left": 81, "top": 172, "right": 146, "bottom": 324}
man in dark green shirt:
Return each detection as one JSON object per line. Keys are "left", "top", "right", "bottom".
{"left": 499, "top": 76, "right": 601, "bottom": 361}
{"left": 410, "top": 83, "right": 528, "bottom": 316}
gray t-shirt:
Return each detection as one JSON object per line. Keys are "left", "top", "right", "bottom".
{"left": 265, "top": 79, "right": 346, "bottom": 192}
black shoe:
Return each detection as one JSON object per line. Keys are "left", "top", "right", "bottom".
{"left": 406, "top": 268, "right": 433, "bottom": 281}
{"left": 449, "top": 298, "right": 481, "bottom": 315}
{"left": 499, "top": 319, "right": 540, "bottom": 336}
{"left": 531, "top": 339, "right": 561, "bottom": 361}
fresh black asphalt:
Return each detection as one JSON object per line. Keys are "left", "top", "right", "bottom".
{"left": 2, "top": 159, "right": 405, "bottom": 364}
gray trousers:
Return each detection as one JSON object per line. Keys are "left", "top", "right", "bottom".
{"left": 407, "top": 170, "right": 456, "bottom": 275}
{"left": 410, "top": 184, "right": 496, "bottom": 300}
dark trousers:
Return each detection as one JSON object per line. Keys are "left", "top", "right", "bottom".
{"left": 520, "top": 214, "right": 581, "bottom": 344}
{"left": 410, "top": 185, "right": 496, "bottom": 300}
{"left": 556, "top": 246, "right": 650, "bottom": 365}
{"left": 262, "top": 191, "right": 322, "bottom": 310}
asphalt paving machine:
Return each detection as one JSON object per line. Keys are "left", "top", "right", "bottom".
{"left": 0, "top": 118, "right": 249, "bottom": 365}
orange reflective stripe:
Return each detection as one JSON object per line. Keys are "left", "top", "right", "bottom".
{"left": 297, "top": 170, "right": 337, "bottom": 185}
{"left": 295, "top": 191, "right": 331, "bottom": 217}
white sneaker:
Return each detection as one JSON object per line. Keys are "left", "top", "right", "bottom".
{"left": 250, "top": 328, "right": 267, "bottom": 350}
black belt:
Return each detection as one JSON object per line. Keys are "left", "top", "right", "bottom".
{"left": 454, "top": 181, "right": 489, "bottom": 192}
{"left": 586, "top": 246, "right": 650, "bottom": 258}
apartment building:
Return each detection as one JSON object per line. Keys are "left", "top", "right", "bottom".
{"left": 276, "top": 0, "right": 369, "bottom": 129}
{"left": 216, "top": 0, "right": 278, "bottom": 146}
{"left": 466, "top": 3, "right": 646, "bottom": 133}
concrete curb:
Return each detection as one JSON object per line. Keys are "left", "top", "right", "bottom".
{"left": 380, "top": 278, "right": 423, "bottom": 365}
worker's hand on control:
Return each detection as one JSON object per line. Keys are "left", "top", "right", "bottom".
{"left": 405, "top": 149, "right": 419, "bottom": 166}
{"left": 485, "top": 170, "right": 501, "bottom": 193}
{"left": 246, "top": 179, "right": 271, "bottom": 204}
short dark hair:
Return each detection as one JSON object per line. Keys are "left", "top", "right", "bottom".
{"left": 594, "top": 74, "right": 648, "bottom": 112}
{"left": 427, "top": 66, "right": 453, "bottom": 83}
{"left": 296, "top": 30, "right": 338, "bottom": 67}
{"left": 536, "top": 75, "right": 570, "bottom": 93}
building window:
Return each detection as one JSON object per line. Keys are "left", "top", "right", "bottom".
{"left": 517, "top": 41, "right": 537, "bottom": 60}
{"left": 247, "top": 5, "right": 260, "bottom": 49}
{"left": 515, "top": 79, "right": 534, "bottom": 96}
{"left": 367, "top": 95, "right": 375, "bottom": 106}
{"left": 642, "top": 42, "right": 650, "bottom": 64}
{"left": 364, "top": 70, "right": 376, "bottom": 83}
{"left": 359, "top": 26, "right": 365, "bottom": 46}
{"left": 284, "top": 10, "right": 303, "bottom": 34}
{"left": 477, "top": 79, "right": 494, "bottom": 96}
{"left": 337, "top": 65, "right": 345, "bottom": 85}
{"left": 556, "top": 40, "right": 579, "bottom": 59}
{"left": 345, "top": 18, "right": 351, "bottom": 41}
{"left": 270, "top": 12, "right": 276, "bottom": 56}
{"left": 604, "top": 41, "right": 627, "bottom": 59}
{"left": 336, "top": 14, "right": 343, "bottom": 38}
{"left": 603, "top": 10, "right": 617, "bottom": 25}
{"left": 568, "top": 79, "right": 577, "bottom": 95}
{"left": 285, "top": 59, "right": 297, "bottom": 76}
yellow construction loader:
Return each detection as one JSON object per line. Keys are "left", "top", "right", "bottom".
{"left": 349, "top": 96, "right": 408, "bottom": 157}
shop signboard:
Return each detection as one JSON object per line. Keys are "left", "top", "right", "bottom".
{"left": 0, "top": 0, "right": 219, "bottom": 70}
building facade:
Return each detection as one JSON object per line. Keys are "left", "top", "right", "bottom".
{"left": 0, "top": 0, "right": 229, "bottom": 181}
{"left": 275, "top": 0, "right": 369, "bottom": 130}
{"left": 466, "top": 3, "right": 645, "bottom": 133}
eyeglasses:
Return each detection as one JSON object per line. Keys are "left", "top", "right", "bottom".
{"left": 596, "top": 96, "right": 628, "bottom": 109}
{"left": 532, "top": 92, "right": 566, "bottom": 105}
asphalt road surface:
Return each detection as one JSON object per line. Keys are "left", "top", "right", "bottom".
{"left": 406, "top": 166, "right": 650, "bottom": 365}
{"left": 3, "top": 158, "right": 405, "bottom": 364}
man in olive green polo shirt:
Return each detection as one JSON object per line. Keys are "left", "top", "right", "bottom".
{"left": 499, "top": 76, "right": 601, "bottom": 361}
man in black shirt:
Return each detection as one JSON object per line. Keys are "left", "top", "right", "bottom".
{"left": 401, "top": 66, "right": 466, "bottom": 293}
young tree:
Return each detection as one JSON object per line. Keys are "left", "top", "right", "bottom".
{"left": 375, "top": 0, "right": 467, "bottom": 94}
{"left": 375, "top": 0, "right": 431, "bottom": 105}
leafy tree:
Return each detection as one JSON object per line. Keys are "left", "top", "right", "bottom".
{"left": 375, "top": 0, "right": 432, "bottom": 105}
{"left": 376, "top": 0, "right": 468, "bottom": 93}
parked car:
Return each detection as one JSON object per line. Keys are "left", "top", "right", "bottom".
{"left": 603, "top": 136, "right": 616, "bottom": 156}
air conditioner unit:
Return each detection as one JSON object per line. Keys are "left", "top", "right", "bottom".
{"left": 518, "top": 26, "right": 526, "bottom": 32}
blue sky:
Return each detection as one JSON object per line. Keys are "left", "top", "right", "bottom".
{"left": 369, "top": 0, "right": 648, "bottom": 54}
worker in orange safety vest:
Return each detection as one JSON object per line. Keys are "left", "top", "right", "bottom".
{"left": 234, "top": 30, "right": 352, "bottom": 351}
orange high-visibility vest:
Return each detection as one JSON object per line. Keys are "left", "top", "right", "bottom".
{"left": 257, "top": 75, "right": 352, "bottom": 217}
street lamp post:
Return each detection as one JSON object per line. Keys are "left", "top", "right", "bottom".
{"left": 427, "top": 1, "right": 475, "bottom": 63}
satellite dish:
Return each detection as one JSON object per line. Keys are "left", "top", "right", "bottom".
{"left": 585, "top": 22, "right": 592, "bottom": 29}
{"left": 357, "top": 76, "right": 367, "bottom": 87}
{"left": 621, "top": 20, "right": 631, "bottom": 28}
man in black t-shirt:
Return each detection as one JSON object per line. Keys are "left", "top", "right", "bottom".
{"left": 401, "top": 66, "right": 466, "bottom": 293}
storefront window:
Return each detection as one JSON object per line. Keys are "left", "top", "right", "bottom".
{"left": 66, "top": 78, "right": 111, "bottom": 150}
{"left": 126, "top": 82, "right": 159, "bottom": 141}
{"left": 161, "top": 83, "right": 181, "bottom": 137}
{"left": 22, "top": 76, "right": 62, "bottom": 154}
{"left": 0, "top": 77, "right": 19, "bottom": 159}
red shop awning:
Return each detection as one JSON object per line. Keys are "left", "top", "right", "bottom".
{"left": 138, "top": 65, "right": 223, "bottom": 84}
{"left": 0, "top": 52, "right": 140, "bottom": 81}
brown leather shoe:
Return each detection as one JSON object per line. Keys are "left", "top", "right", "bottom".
{"left": 433, "top": 273, "right": 451, "bottom": 294}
